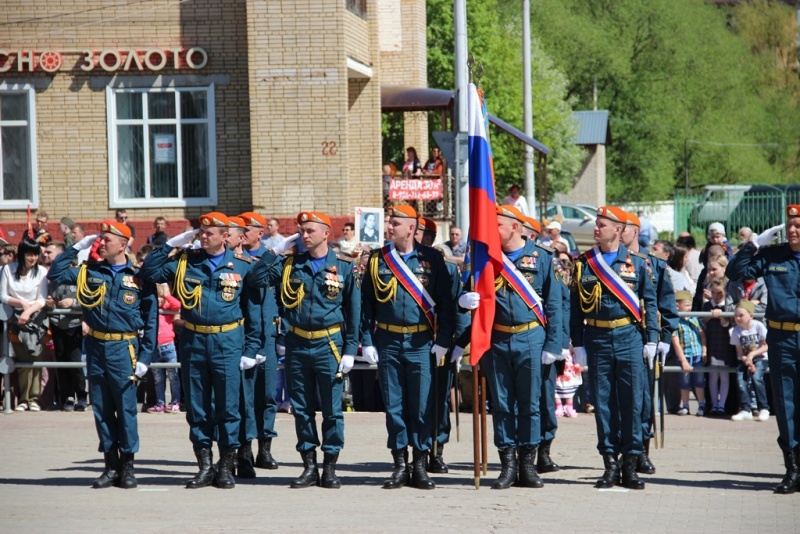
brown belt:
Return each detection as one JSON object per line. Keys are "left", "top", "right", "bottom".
{"left": 87, "top": 329, "right": 137, "bottom": 341}
{"left": 183, "top": 318, "right": 244, "bottom": 334}
{"left": 376, "top": 322, "right": 430, "bottom": 334}
{"left": 586, "top": 317, "right": 632, "bottom": 329}
{"left": 289, "top": 325, "right": 342, "bottom": 340}
{"left": 493, "top": 320, "right": 540, "bottom": 334}
{"left": 767, "top": 320, "right": 800, "bottom": 332}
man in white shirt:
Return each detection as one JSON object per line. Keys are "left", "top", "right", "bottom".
{"left": 502, "top": 184, "right": 530, "bottom": 216}
{"left": 543, "top": 221, "right": 570, "bottom": 249}
{"left": 261, "top": 218, "right": 287, "bottom": 252}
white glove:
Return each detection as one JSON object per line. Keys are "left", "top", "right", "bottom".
{"left": 272, "top": 233, "right": 299, "bottom": 255}
{"left": 362, "top": 346, "right": 379, "bottom": 364}
{"left": 643, "top": 342, "right": 657, "bottom": 370}
{"left": 73, "top": 234, "right": 99, "bottom": 251}
{"left": 134, "top": 362, "right": 148, "bottom": 378}
{"left": 239, "top": 356, "right": 257, "bottom": 370}
{"left": 431, "top": 344, "right": 449, "bottom": 367}
{"left": 573, "top": 346, "right": 588, "bottom": 367}
{"left": 541, "top": 351, "right": 558, "bottom": 365}
{"left": 458, "top": 292, "right": 480, "bottom": 310}
{"left": 657, "top": 341, "right": 671, "bottom": 366}
{"left": 755, "top": 224, "right": 784, "bottom": 248}
{"left": 338, "top": 355, "right": 355, "bottom": 374}
{"left": 167, "top": 229, "right": 199, "bottom": 248}
{"left": 276, "top": 344, "right": 286, "bottom": 356}
{"left": 559, "top": 349, "right": 570, "bottom": 361}
{"left": 450, "top": 345, "right": 465, "bottom": 373}
{"left": 255, "top": 354, "right": 266, "bottom": 365}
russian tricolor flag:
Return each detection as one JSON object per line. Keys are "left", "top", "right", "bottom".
{"left": 468, "top": 83, "right": 504, "bottom": 366}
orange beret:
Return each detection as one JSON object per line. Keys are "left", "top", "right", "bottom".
{"left": 200, "top": 212, "right": 230, "bottom": 227}
{"left": 497, "top": 204, "right": 525, "bottom": 223}
{"left": 297, "top": 211, "right": 331, "bottom": 227}
{"left": 387, "top": 205, "right": 417, "bottom": 219}
{"left": 417, "top": 217, "right": 437, "bottom": 234}
{"left": 523, "top": 216, "right": 541, "bottom": 234}
{"left": 787, "top": 205, "right": 800, "bottom": 218}
{"left": 625, "top": 211, "right": 641, "bottom": 227}
{"left": 238, "top": 212, "right": 266, "bottom": 228}
{"left": 101, "top": 220, "right": 131, "bottom": 240}
{"left": 596, "top": 206, "right": 627, "bottom": 223}
{"left": 227, "top": 216, "right": 246, "bottom": 229}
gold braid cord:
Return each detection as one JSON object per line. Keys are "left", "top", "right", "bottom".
{"left": 174, "top": 253, "right": 202, "bottom": 311}
{"left": 280, "top": 256, "right": 305, "bottom": 310}
{"left": 574, "top": 261, "right": 602, "bottom": 314}
{"left": 127, "top": 341, "right": 138, "bottom": 382}
{"left": 495, "top": 275, "right": 504, "bottom": 293}
{"left": 76, "top": 264, "right": 106, "bottom": 309}
{"left": 370, "top": 255, "right": 397, "bottom": 303}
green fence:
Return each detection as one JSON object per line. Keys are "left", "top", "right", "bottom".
{"left": 674, "top": 185, "right": 799, "bottom": 245}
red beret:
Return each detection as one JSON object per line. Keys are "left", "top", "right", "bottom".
{"left": 227, "top": 216, "right": 246, "bottom": 228}
{"left": 523, "top": 217, "right": 541, "bottom": 234}
{"left": 101, "top": 220, "right": 131, "bottom": 239}
{"left": 238, "top": 212, "right": 266, "bottom": 228}
{"left": 596, "top": 206, "right": 627, "bottom": 223}
{"left": 787, "top": 205, "right": 800, "bottom": 218}
{"left": 200, "top": 212, "right": 230, "bottom": 227}
{"left": 497, "top": 205, "right": 525, "bottom": 223}
{"left": 625, "top": 211, "right": 641, "bottom": 227}
{"left": 297, "top": 211, "right": 331, "bottom": 228}
{"left": 387, "top": 205, "right": 418, "bottom": 219}
{"left": 417, "top": 217, "right": 438, "bottom": 234}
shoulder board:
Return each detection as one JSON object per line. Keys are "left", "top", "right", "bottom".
{"left": 336, "top": 253, "right": 355, "bottom": 263}
{"left": 233, "top": 253, "right": 252, "bottom": 263}
{"left": 536, "top": 243, "right": 555, "bottom": 254}
{"left": 630, "top": 250, "right": 648, "bottom": 260}
{"left": 649, "top": 251, "right": 668, "bottom": 262}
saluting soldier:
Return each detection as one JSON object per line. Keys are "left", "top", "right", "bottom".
{"left": 621, "top": 211, "right": 679, "bottom": 476}
{"left": 48, "top": 221, "right": 157, "bottom": 489}
{"left": 246, "top": 211, "right": 360, "bottom": 489}
{"left": 727, "top": 207, "right": 800, "bottom": 494}
{"left": 414, "top": 217, "right": 470, "bottom": 474}
{"left": 238, "top": 212, "right": 281, "bottom": 472}
{"left": 361, "top": 205, "right": 455, "bottom": 490}
{"left": 139, "top": 212, "right": 262, "bottom": 490}
{"left": 570, "top": 206, "right": 659, "bottom": 490}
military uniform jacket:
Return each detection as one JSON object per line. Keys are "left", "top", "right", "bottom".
{"left": 493, "top": 239, "right": 562, "bottom": 355}
{"left": 727, "top": 242, "right": 800, "bottom": 323}
{"left": 634, "top": 250, "right": 679, "bottom": 345}
{"left": 570, "top": 244, "right": 659, "bottom": 347}
{"left": 48, "top": 247, "right": 158, "bottom": 365}
{"left": 246, "top": 248, "right": 361, "bottom": 356}
{"left": 445, "top": 259, "right": 470, "bottom": 343}
{"left": 138, "top": 244, "right": 262, "bottom": 357}
{"left": 246, "top": 244, "right": 281, "bottom": 353}
{"left": 360, "top": 242, "right": 455, "bottom": 348}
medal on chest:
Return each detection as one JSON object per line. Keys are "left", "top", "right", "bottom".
{"left": 324, "top": 266, "right": 343, "bottom": 300}
{"left": 219, "top": 272, "right": 241, "bottom": 302}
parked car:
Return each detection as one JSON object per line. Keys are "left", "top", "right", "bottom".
{"left": 542, "top": 203, "right": 596, "bottom": 248}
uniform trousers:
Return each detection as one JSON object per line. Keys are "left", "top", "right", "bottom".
{"left": 768, "top": 330, "right": 800, "bottom": 452}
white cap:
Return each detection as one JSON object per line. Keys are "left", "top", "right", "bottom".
{"left": 708, "top": 222, "right": 726, "bottom": 236}
{"left": 545, "top": 221, "right": 561, "bottom": 231}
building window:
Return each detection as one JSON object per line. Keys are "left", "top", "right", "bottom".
{"left": 346, "top": 0, "right": 367, "bottom": 19}
{"left": 0, "top": 85, "right": 38, "bottom": 209}
{"left": 107, "top": 85, "right": 217, "bottom": 208}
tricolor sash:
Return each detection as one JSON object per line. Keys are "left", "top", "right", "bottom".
{"left": 500, "top": 253, "right": 547, "bottom": 326}
{"left": 584, "top": 246, "right": 642, "bottom": 323}
{"left": 381, "top": 244, "right": 436, "bottom": 327}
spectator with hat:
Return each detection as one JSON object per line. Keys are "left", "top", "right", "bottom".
{"left": 729, "top": 299, "right": 769, "bottom": 423}
{"left": 59, "top": 217, "right": 75, "bottom": 247}
{"left": 544, "top": 220, "right": 570, "bottom": 250}
{"left": 48, "top": 220, "right": 158, "bottom": 489}
{"left": 139, "top": 212, "right": 262, "bottom": 490}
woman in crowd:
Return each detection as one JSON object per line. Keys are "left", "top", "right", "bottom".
{"left": 402, "top": 147, "right": 422, "bottom": 178}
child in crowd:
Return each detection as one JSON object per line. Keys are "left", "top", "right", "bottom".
{"left": 672, "top": 291, "right": 707, "bottom": 416}
{"left": 730, "top": 300, "right": 770, "bottom": 422}
{"left": 148, "top": 284, "right": 181, "bottom": 414}
{"left": 702, "top": 277, "right": 736, "bottom": 416}
{"left": 555, "top": 351, "right": 583, "bottom": 418}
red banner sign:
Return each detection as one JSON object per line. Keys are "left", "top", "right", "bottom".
{"left": 389, "top": 178, "right": 443, "bottom": 201}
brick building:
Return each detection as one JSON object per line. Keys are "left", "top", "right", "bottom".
{"left": 0, "top": 0, "right": 426, "bottom": 236}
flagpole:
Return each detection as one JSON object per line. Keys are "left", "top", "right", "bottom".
{"left": 454, "top": 0, "right": 470, "bottom": 236}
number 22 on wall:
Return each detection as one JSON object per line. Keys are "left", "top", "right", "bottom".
{"left": 321, "top": 141, "right": 337, "bottom": 156}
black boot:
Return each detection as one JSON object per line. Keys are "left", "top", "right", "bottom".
{"left": 117, "top": 452, "right": 137, "bottom": 489}
{"left": 92, "top": 448, "right": 120, "bottom": 489}
{"left": 290, "top": 449, "right": 319, "bottom": 488}
{"left": 429, "top": 442, "right": 448, "bottom": 474}
{"left": 775, "top": 448, "right": 800, "bottom": 494}
{"left": 255, "top": 438, "right": 279, "bottom": 469}
{"left": 637, "top": 439, "right": 656, "bottom": 474}
{"left": 492, "top": 447, "right": 517, "bottom": 490}
{"left": 537, "top": 439, "right": 560, "bottom": 473}
{"left": 410, "top": 448, "right": 435, "bottom": 490}
{"left": 214, "top": 450, "right": 236, "bottom": 489}
{"left": 235, "top": 441, "right": 256, "bottom": 479}
{"left": 517, "top": 446, "right": 544, "bottom": 488}
{"left": 595, "top": 454, "right": 620, "bottom": 489}
{"left": 186, "top": 448, "right": 215, "bottom": 489}
{"left": 383, "top": 449, "right": 409, "bottom": 489}
{"left": 621, "top": 454, "right": 645, "bottom": 490}
{"left": 321, "top": 452, "right": 341, "bottom": 489}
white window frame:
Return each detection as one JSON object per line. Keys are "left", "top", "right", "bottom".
{"left": 106, "top": 84, "right": 217, "bottom": 208}
{"left": 0, "top": 83, "right": 38, "bottom": 210}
